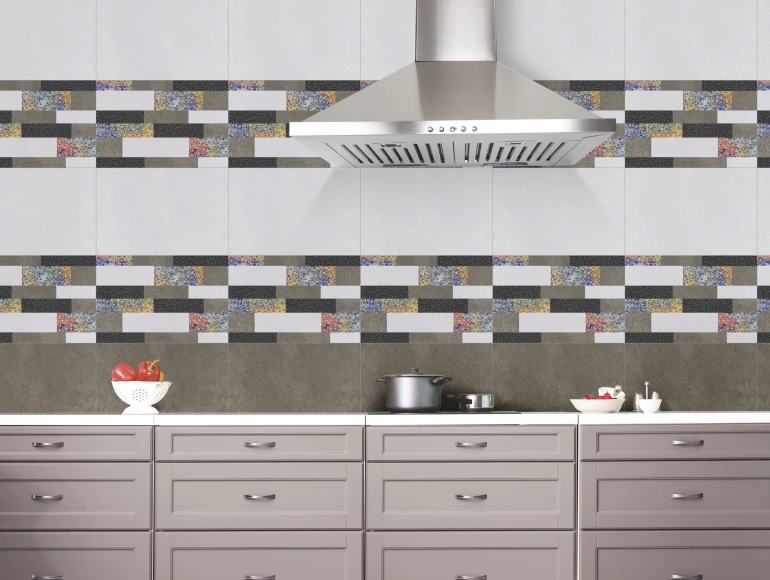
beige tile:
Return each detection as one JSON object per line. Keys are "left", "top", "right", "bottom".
{"left": 395, "top": 256, "right": 438, "bottom": 266}
{"left": 132, "top": 256, "right": 173, "bottom": 266}
{"left": 264, "top": 256, "right": 305, "bottom": 266}
{"left": 760, "top": 138, "right": 770, "bottom": 157}
{"left": 264, "top": 81, "right": 305, "bottom": 91}
{"left": 0, "top": 81, "right": 40, "bottom": 90}
{"left": 132, "top": 81, "right": 173, "bottom": 90}
{"left": 0, "top": 256, "right": 40, "bottom": 266}
{"left": 760, "top": 314, "right": 770, "bottom": 332}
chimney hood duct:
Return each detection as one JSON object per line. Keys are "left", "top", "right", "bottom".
{"left": 289, "top": 0, "right": 616, "bottom": 168}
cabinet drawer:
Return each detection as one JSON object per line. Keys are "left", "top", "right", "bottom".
{"left": 580, "top": 460, "right": 770, "bottom": 529}
{"left": 366, "top": 531, "right": 574, "bottom": 580}
{"left": 367, "top": 426, "right": 575, "bottom": 462}
{"left": 581, "top": 531, "right": 770, "bottom": 580}
{"left": 0, "top": 426, "right": 152, "bottom": 461}
{"left": 155, "top": 531, "right": 362, "bottom": 580}
{"left": 156, "top": 426, "right": 363, "bottom": 461}
{"left": 0, "top": 532, "right": 150, "bottom": 580}
{"left": 0, "top": 463, "right": 151, "bottom": 530}
{"left": 366, "top": 462, "right": 575, "bottom": 530}
{"left": 155, "top": 462, "right": 363, "bottom": 530}
{"left": 581, "top": 425, "right": 770, "bottom": 461}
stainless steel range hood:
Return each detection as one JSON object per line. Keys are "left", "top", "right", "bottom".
{"left": 290, "top": 0, "right": 616, "bottom": 168}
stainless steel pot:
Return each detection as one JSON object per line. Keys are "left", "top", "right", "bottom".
{"left": 448, "top": 393, "right": 495, "bottom": 412}
{"left": 376, "top": 368, "right": 452, "bottom": 413}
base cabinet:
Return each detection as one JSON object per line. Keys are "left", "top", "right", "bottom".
{"left": 155, "top": 531, "right": 363, "bottom": 580}
{"left": 366, "top": 532, "right": 575, "bottom": 580}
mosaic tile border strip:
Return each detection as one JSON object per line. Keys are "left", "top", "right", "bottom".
{"left": 0, "top": 255, "right": 768, "bottom": 344}
{"left": 1, "top": 80, "right": 770, "bottom": 168}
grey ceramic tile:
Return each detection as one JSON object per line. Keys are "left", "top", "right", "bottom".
{"left": 143, "top": 333, "right": 199, "bottom": 344}
{"left": 758, "top": 345, "right": 770, "bottom": 410}
{"left": 145, "top": 158, "right": 198, "bottom": 168}
{"left": 228, "top": 313, "right": 255, "bottom": 333}
{"left": 0, "top": 257, "right": 41, "bottom": 266}
{"left": 493, "top": 313, "right": 519, "bottom": 333}
{"left": 734, "top": 124, "right": 759, "bottom": 138}
{"left": 362, "top": 314, "right": 387, "bottom": 332}
{"left": 734, "top": 299, "right": 758, "bottom": 312}
{"left": 70, "top": 91, "right": 96, "bottom": 111}
{"left": 144, "top": 111, "right": 188, "bottom": 124}
{"left": 132, "top": 81, "right": 173, "bottom": 90}
{"left": 203, "top": 266, "right": 228, "bottom": 286}
{"left": 600, "top": 299, "right": 625, "bottom": 312}
{"left": 96, "top": 313, "right": 122, "bottom": 332}
{"left": 229, "top": 344, "right": 360, "bottom": 412}
{"left": 276, "top": 287, "right": 322, "bottom": 299}
{"left": 13, "top": 158, "right": 66, "bottom": 168}
{"left": 276, "top": 158, "right": 330, "bottom": 168}
{"left": 662, "top": 256, "right": 703, "bottom": 266}
{"left": 625, "top": 344, "right": 758, "bottom": 411}
{"left": 145, "top": 287, "right": 188, "bottom": 299}
{"left": 599, "top": 267, "right": 625, "bottom": 286}
{"left": 204, "top": 124, "right": 229, "bottom": 138}
{"left": 11, "top": 334, "right": 66, "bottom": 344}
{"left": 732, "top": 91, "right": 757, "bottom": 110}
{"left": 573, "top": 158, "right": 595, "bottom": 168}
{"left": 662, "top": 81, "right": 702, "bottom": 91}
{"left": 71, "top": 267, "right": 96, "bottom": 286}
{"left": 541, "top": 287, "right": 585, "bottom": 299}
{"left": 276, "top": 333, "right": 330, "bottom": 344}
{"left": 600, "top": 91, "right": 625, "bottom": 111}
{"left": 71, "top": 124, "right": 97, "bottom": 138}
{"left": 71, "top": 299, "right": 96, "bottom": 312}
{"left": 96, "top": 138, "right": 122, "bottom": 157}
{"left": 673, "top": 111, "right": 717, "bottom": 124}
{"left": 673, "top": 333, "right": 726, "bottom": 344}
{"left": 528, "top": 256, "right": 571, "bottom": 266}
{"left": 12, "top": 287, "right": 57, "bottom": 299}
{"left": 733, "top": 266, "right": 758, "bottom": 286}
{"left": 673, "top": 158, "right": 727, "bottom": 168}
{"left": 625, "top": 138, "right": 651, "bottom": 157}
{"left": 395, "top": 256, "right": 439, "bottom": 266}
{"left": 408, "top": 287, "right": 453, "bottom": 299}
{"left": 408, "top": 333, "right": 463, "bottom": 344}
{"left": 541, "top": 333, "right": 595, "bottom": 344}
{"left": 11, "top": 111, "right": 56, "bottom": 123}
{"left": 202, "top": 91, "right": 228, "bottom": 110}
{"left": 132, "top": 256, "right": 174, "bottom": 266}
{"left": 673, "top": 287, "right": 718, "bottom": 299}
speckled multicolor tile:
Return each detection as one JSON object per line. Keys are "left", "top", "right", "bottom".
{"left": 56, "top": 312, "right": 95, "bottom": 333}
{"left": 189, "top": 312, "right": 228, "bottom": 332}
{"left": 228, "top": 81, "right": 264, "bottom": 91}
{"left": 718, "top": 137, "right": 757, "bottom": 157}
{"left": 228, "top": 256, "right": 265, "bottom": 266}
{"left": 759, "top": 125, "right": 770, "bottom": 138}
{"left": 97, "top": 124, "right": 153, "bottom": 138}
{"left": 228, "top": 299, "right": 286, "bottom": 313}
{"left": 683, "top": 266, "right": 732, "bottom": 286}
{"left": 154, "top": 91, "right": 203, "bottom": 111}
{"left": 683, "top": 91, "right": 732, "bottom": 111}
{"left": 96, "top": 299, "right": 153, "bottom": 313}
{"left": 492, "top": 256, "right": 529, "bottom": 266}
{"left": 96, "top": 81, "right": 132, "bottom": 91}
{"left": 586, "top": 312, "right": 625, "bottom": 332}
{"left": 154, "top": 266, "right": 203, "bottom": 286}
{"left": 625, "top": 256, "right": 662, "bottom": 266}
{"left": 22, "top": 91, "right": 71, "bottom": 111}
{"left": 493, "top": 299, "right": 550, "bottom": 313}
{"left": 96, "top": 256, "right": 132, "bottom": 266}
{"left": 625, "top": 299, "right": 683, "bottom": 313}
{"left": 56, "top": 137, "right": 95, "bottom": 157}
{"left": 625, "top": 124, "right": 683, "bottom": 138}
{"left": 321, "top": 312, "right": 360, "bottom": 333}
{"left": 286, "top": 91, "right": 336, "bottom": 111}
{"left": 759, "top": 299, "right": 770, "bottom": 313}
{"left": 557, "top": 91, "right": 600, "bottom": 110}
{"left": 587, "top": 137, "right": 624, "bottom": 157}
{"left": 287, "top": 266, "right": 335, "bottom": 286}
{"left": 361, "top": 256, "right": 397, "bottom": 266}
{"left": 418, "top": 266, "right": 468, "bottom": 286}
{"left": 625, "top": 80, "right": 661, "bottom": 91}
{"left": 228, "top": 123, "right": 287, "bottom": 138}
{"left": 718, "top": 312, "right": 757, "bottom": 333}
{"left": 454, "top": 312, "right": 492, "bottom": 333}
{"left": 0, "top": 124, "right": 21, "bottom": 138}
{"left": 361, "top": 299, "right": 418, "bottom": 313}
{"left": 551, "top": 266, "right": 599, "bottom": 286}
{"left": 0, "top": 299, "right": 22, "bottom": 313}
{"left": 21, "top": 266, "right": 70, "bottom": 286}
{"left": 189, "top": 137, "right": 228, "bottom": 157}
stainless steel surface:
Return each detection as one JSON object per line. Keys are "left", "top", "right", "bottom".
{"left": 633, "top": 392, "right": 644, "bottom": 412}
{"left": 670, "top": 493, "right": 704, "bottom": 500}
{"left": 416, "top": 0, "right": 496, "bottom": 62}
{"left": 31, "top": 576, "right": 63, "bottom": 580}
{"left": 671, "top": 576, "right": 702, "bottom": 580}
{"left": 455, "top": 494, "right": 488, "bottom": 501}
{"left": 245, "top": 576, "right": 275, "bottom": 580}
{"left": 32, "top": 442, "right": 64, "bottom": 448}
{"left": 244, "top": 494, "right": 276, "bottom": 501}
{"left": 456, "top": 576, "right": 487, "bottom": 580}
{"left": 671, "top": 440, "right": 705, "bottom": 446}
{"left": 377, "top": 368, "right": 452, "bottom": 413}
{"left": 448, "top": 394, "right": 495, "bottom": 412}
{"left": 243, "top": 441, "right": 276, "bottom": 448}
{"left": 455, "top": 442, "right": 488, "bottom": 448}
{"left": 31, "top": 495, "right": 63, "bottom": 501}
{"left": 652, "top": 391, "right": 662, "bottom": 399}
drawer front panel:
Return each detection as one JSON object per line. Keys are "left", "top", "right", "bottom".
{"left": 581, "top": 531, "right": 770, "bottom": 580}
{"left": 0, "top": 532, "right": 150, "bottom": 580}
{"left": 155, "top": 462, "right": 363, "bottom": 530}
{"left": 155, "top": 531, "right": 362, "bottom": 580}
{"left": 0, "top": 463, "right": 151, "bottom": 530}
{"left": 156, "top": 426, "right": 363, "bottom": 461}
{"left": 0, "top": 427, "right": 152, "bottom": 461}
{"left": 581, "top": 460, "right": 770, "bottom": 529}
{"left": 581, "top": 425, "right": 770, "bottom": 461}
{"left": 366, "top": 463, "right": 574, "bottom": 530}
{"left": 367, "top": 426, "right": 575, "bottom": 462}
{"left": 367, "top": 531, "right": 574, "bottom": 580}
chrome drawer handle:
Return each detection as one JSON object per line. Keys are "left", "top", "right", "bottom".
{"left": 245, "top": 494, "right": 276, "bottom": 500}
{"left": 457, "top": 576, "right": 487, "bottom": 580}
{"left": 456, "top": 494, "right": 487, "bottom": 501}
{"left": 245, "top": 576, "right": 275, "bottom": 580}
{"left": 31, "top": 495, "right": 63, "bottom": 501}
{"left": 31, "top": 576, "right": 63, "bottom": 580}
{"left": 671, "top": 493, "right": 704, "bottom": 500}
{"left": 455, "top": 442, "right": 487, "bottom": 448}
{"left": 671, "top": 575, "right": 702, "bottom": 580}
{"left": 671, "top": 440, "right": 704, "bottom": 446}
{"left": 244, "top": 442, "right": 276, "bottom": 448}
{"left": 32, "top": 442, "right": 64, "bottom": 448}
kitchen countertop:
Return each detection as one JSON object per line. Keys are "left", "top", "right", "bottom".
{"left": 3, "top": 412, "right": 770, "bottom": 426}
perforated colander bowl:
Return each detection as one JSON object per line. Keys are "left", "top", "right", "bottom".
{"left": 112, "top": 381, "right": 171, "bottom": 415}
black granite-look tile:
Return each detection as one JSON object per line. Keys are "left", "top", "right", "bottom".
{"left": 306, "top": 81, "right": 360, "bottom": 91}
{"left": 493, "top": 286, "right": 541, "bottom": 299}
{"left": 702, "top": 80, "right": 757, "bottom": 91}
{"left": 759, "top": 111, "right": 770, "bottom": 124}
{"left": 570, "top": 256, "right": 624, "bottom": 266}
{"left": 97, "top": 158, "right": 145, "bottom": 168}
{"left": 437, "top": 256, "right": 493, "bottom": 266}
{"left": 701, "top": 256, "right": 757, "bottom": 266}
{"left": 41, "top": 80, "right": 97, "bottom": 91}
{"left": 493, "top": 333, "right": 541, "bottom": 343}
{"left": 21, "top": 124, "right": 71, "bottom": 138}
{"left": 96, "top": 286, "right": 144, "bottom": 299}
{"left": 626, "top": 332, "right": 674, "bottom": 343}
{"left": 285, "top": 299, "right": 336, "bottom": 313}
{"left": 0, "top": 158, "right": 12, "bottom": 168}
{"left": 229, "top": 333, "right": 278, "bottom": 343}
{"left": 759, "top": 287, "right": 770, "bottom": 299}
{"left": 229, "top": 157, "right": 278, "bottom": 168}
{"left": 21, "top": 299, "right": 71, "bottom": 313}
{"left": 154, "top": 299, "right": 204, "bottom": 313}
{"left": 362, "top": 333, "right": 409, "bottom": 343}
{"left": 0, "top": 287, "right": 12, "bottom": 299}
{"left": 626, "top": 286, "right": 674, "bottom": 299}
{"left": 172, "top": 256, "right": 228, "bottom": 266}
{"left": 626, "top": 157, "right": 674, "bottom": 168}
{"left": 760, "top": 158, "right": 770, "bottom": 169}
{"left": 96, "top": 111, "right": 145, "bottom": 124}
{"left": 41, "top": 256, "right": 96, "bottom": 266}
{"left": 0, "top": 333, "right": 11, "bottom": 343}
{"left": 569, "top": 80, "right": 625, "bottom": 91}
{"left": 229, "top": 110, "right": 277, "bottom": 123}
{"left": 682, "top": 299, "right": 732, "bottom": 313}
{"left": 624, "top": 110, "right": 674, "bottom": 124}
{"left": 97, "top": 333, "right": 144, "bottom": 343}
{"left": 550, "top": 299, "right": 600, "bottom": 313}
{"left": 0, "top": 111, "right": 11, "bottom": 123}
{"left": 760, "top": 333, "right": 770, "bottom": 343}
{"left": 418, "top": 299, "right": 468, "bottom": 313}
{"left": 228, "top": 286, "right": 277, "bottom": 299}
{"left": 173, "top": 80, "right": 229, "bottom": 91}
{"left": 305, "top": 256, "right": 360, "bottom": 266}
{"left": 682, "top": 124, "right": 732, "bottom": 138}
{"left": 153, "top": 123, "right": 204, "bottom": 138}
{"left": 361, "top": 286, "right": 409, "bottom": 299}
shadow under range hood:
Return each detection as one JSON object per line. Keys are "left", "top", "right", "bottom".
{"left": 290, "top": 0, "right": 616, "bottom": 168}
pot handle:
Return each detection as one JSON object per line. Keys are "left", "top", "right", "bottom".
{"left": 432, "top": 376, "right": 453, "bottom": 386}
{"left": 376, "top": 377, "right": 387, "bottom": 384}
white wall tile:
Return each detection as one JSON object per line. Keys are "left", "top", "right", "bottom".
{"left": 0, "top": 314, "right": 57, "bottom": 333}
{"left": 230, "top": 0, "right": 360, "bottom": 80}
{"left": 96, "top": 91, "right": 155, "bottom": 111}
{"left": 387, "top": 313, "right": 454, "bottom": 333}
{"left": 463, "top": 333, "right": 494, "bottom": 343}
{"left": 625, "top": 91, "right": 684, "bottom": 111}
{"left": 494, "top": 168, "right": 624, "bottom": 256}
{"left": 123, "top": 313, "right": 190, "bottom": 333}
{"left": 330, "top": 333, "right": 361, "bottom": 343}
{"left": 0, "top": 139, "right": 57, "bottom": 157}
{"left": 228, "top": 266, "right": 287, "bottom": 287}
{"left": 229, "top": 169, "right": 360, "bottom": 256}
{"left": 361, "top": 168, "right": 492, "bottom": 255}
{"left": 97, "top": 0, "right": 228, "bottom": 80}
{"left": 0, "top": 92, "right": 21, "bottom": 110}
{"left": 198, "top": 159, "right": 229, "bottom": 168}
{"left": 0, "top": 170, "right": 95, "bottom": 256}
{"left": 651, "top": 313, "right": 718, "bottom": 333}
{"left": 496, "top": 0, "right": 624, "bottom": 80}
{"left": 57, "top": 287, "right": 97, "bottom": 299}
{"left": 0, "top": 267, "right": 22, "bottom": 286}
{"left": 519, "top": 313, "right": 586, "bottom": 333}
{"left": 253, "top": 138, "right": 316, "bottom": 158}
{"left": 189, "top": 111, "right": 229, "bottom": 124}
{"left": 254, "top": 313, "right": 321, "bottom": 333}
{"left": 585, "top": 286, "right": 626, "bottom": 299}
{"left": 122, "top": 138, "right": 189, "bottom": 158}
{"left": 759, "top": 92, "right": 770, "bottom": 109}
{"left": 321, "top": 286, "right": 362, "bottom": 299}
{"left": 229, "top": 92, "right": 287, "bottom": 111}
{"left": 493, "top": 266, "right": 552, "bottom": 286}
{"left": 727, "top": 158, "right": 758, "bottom": 168}
{"left": 651, "top": 138, "right": 718, "bottom": 158}
{"left": 759, "top": 267, "right": 770, "bottom": 286}
{"left": 361, "top": 0, "right": 416, "bottom": 79}
{"left": 57, "top": 111, "right": 97, "bottom": 124}
{"left": 758, "top": 171, "right": 770, "bottom": 254}
{"left": 718, "top": 286, "right": 758, "bottom": 299}
{"left": 0, "top": 0, "right": 95, "bottom": 79}
{"left": 189, "top": 286, "right": 229, "bottom": 299}
{"left": 66, "top": 158, "right": 97, "bottom": 168}
{"left": 453, "top": 286, "right": 494, "bottom": 299}
{"left": 718, "top": 111, "right": 758, "bottom": 124}
{"left": 66, "top": 333, "right": 96, "bottom": 343}
{"left": 97, "top": 169, "right": 227, "bottom": 255}
{"left": 361, "top": 267, "right": 419, "bottom": 287}
{"left": 626, "top": 0, "right": 757, "bottom": 80}
{"left": 626, "top": 169, "right": 757, "bottom": 256}
{"left": 595, "top": 159, "right": 626, "bottom": 169}
{"left": 594, "top": 333, "right": 625, "bottom": 343}
{"left": 727, "top": 333, "right": 758, "bottom": 343}
{"left": 198, "top": 333, "right": 229, "bottom": 343}
{"left": 761, "top": 0, "right": 770, "bottom": 78}
{"left": 625, "top": 267, "right": 684, "bottom": 286}
{"left": 96, "top": 267, "right": 155, "bottom": 286}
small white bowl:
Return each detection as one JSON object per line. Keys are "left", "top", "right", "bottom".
{"left": 638, "top": 398, "right": 663, "bottom": 413}
{"left": 112, "top": 381, "right": 171, "bottom": 415}
{"left": 570, "top": 398, "right": 624, "bottom": 414}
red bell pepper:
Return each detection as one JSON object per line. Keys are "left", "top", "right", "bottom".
{"left": 137, "top": 359, "right": 162, "bottom": 381}
{"left": 111, "top": 362, "right": 137, "bottom": 381}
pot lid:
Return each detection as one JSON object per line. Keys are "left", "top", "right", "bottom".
{"left": 381, "top": 368, "right": 446, "bottom": 378}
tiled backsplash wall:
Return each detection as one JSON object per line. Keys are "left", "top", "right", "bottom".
{"left": 1, "top": 0, "right": 770, "bottom": 413}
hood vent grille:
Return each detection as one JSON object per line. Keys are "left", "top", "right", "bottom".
{"left": 330, "top": 139, "right": 579, "bottom": 168}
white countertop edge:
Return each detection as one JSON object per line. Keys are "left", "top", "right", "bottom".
{"left": 154, "top": 414, "right": 367, "bottom": 426}
{"left": 0, "top": 415, "right": 155, "bottom": 426}
{"left": 365, "top": 413, "right": 578, "bottom": 426}
{"left": 578, "top": 412, "right": 770, "bottom": 425}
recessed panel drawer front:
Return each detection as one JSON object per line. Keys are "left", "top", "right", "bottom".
{"left": 0, "top": 532, "right": 151, "bottom": 580}
{"left": 155, "top": 531, "right": 362, "bottom": 580}
{"left": 580, "top": 460, "right": 770, "bottom": 529}
{"left": 367, "top": 426, "right": 575, "bottom": 462}
{"left": 580, "top": 425, "right": 770, "bottom": 461}
{"left": 155, "top": 426, "right": 363, "bottom": 461}
{"left": 155, "top": 462, "right": 363, "bottom": 530}
{"left": 366, "top": 462, "right": 575, "bottom": 530}
{"left": 0, "top": 427, "right": 152, "bottom": 461}
{"left": 0, "top": 463, "right": 151, "bottom": 530}
{"left": 581, "top": 531, "right": 770, "bottom": 580}
{"left": 366, "top": 531, "right": 575, "bottom": 580}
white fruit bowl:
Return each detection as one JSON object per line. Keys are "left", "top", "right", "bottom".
{"left": 112, "top": 381, "right": 171, "bottom": 415}
{"left": 570, "top": 398, "right": 624, "bottom": 414}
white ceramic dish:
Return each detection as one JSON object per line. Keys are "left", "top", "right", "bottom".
{"left": 112, "top": 381, "right": 171, "bottom": 415}
{"left": 638, "top": 398, "right": 663, "bottom": 413}
{"left": 570, "top": 398, "right": 624, "bottom": 414}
